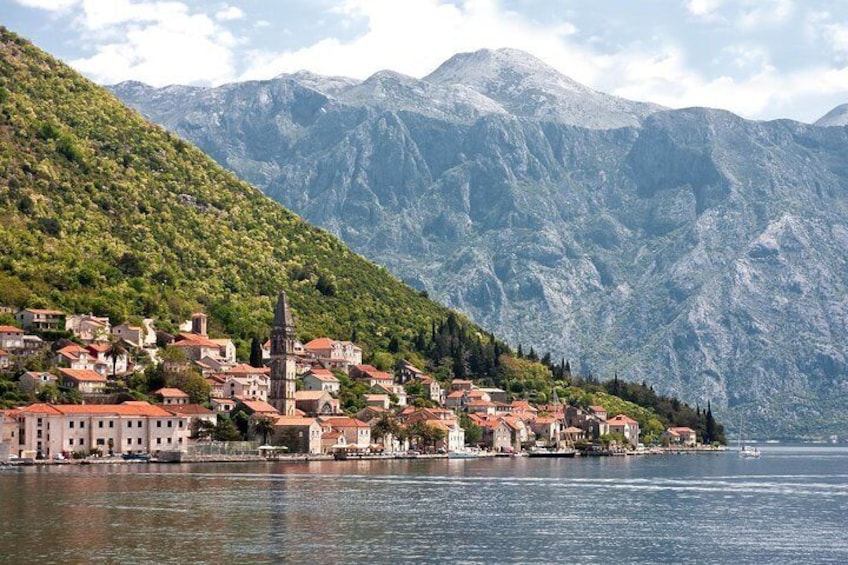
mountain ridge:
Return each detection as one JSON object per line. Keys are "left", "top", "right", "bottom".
{"left": 110, "top": 47, "right": 848, "bottom": 437}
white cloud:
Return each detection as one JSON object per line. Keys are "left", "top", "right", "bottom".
{"left": 240, "top": 0, "right": 599, "bottom": 84}
{"left": 687, "top": 0, "right": 726, "bottom": 18}
{"left": 215, "top": 5, "right": 244, "bottom": 22}
{"left": 737, "top": 0, "right": 794, "bottom": 30}
{"left": 66, "top": 0, "right": 241, "bottom": 86}
{"left": 12, "top": 0, "right": 80, "bottom": 10}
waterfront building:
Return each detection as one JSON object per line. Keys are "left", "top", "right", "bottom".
{"left": 11, "top": 401, "right": 191, "bottom": 458}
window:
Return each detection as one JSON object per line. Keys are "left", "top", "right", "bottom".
{"left": 157, "top": 421, "right": 162, "bottom": 428}
{"left": 127, "top": 438, "right": 132, "bottom": 445}
{"left": 96, "top": 438, "right": 105, "bottom": 446}
{"left": 178, "top": 438, "right": 183, "bottom": 444}
{"left": 179, "top": 421, "right": 184, "bottom": 428}
{"left": 128, "top": 421, "right": 132, "bottom": 429}
{"left": 137, "top": 438, "right": 142, "bottom": 445}
{"left": 69, "top": 421, "right": 75, "bottom": 429}
{"left": 137, "top": 421, "right": 142, "bottom": 428}
{"left": 80, "top": 421, "right": 85, "bottom": 429}
{"left": 37, "top": 418, "right": 42, "bottom": 426}
{"left": 98, "top": 421, "right": 104, "bottom": 428}
{"left": 167, "top": 421, "right": 172, "bottom": 428}
{"left": 79, "top": 438, "right": 84, "bottom": 446}
{"left": 109, "top": 421, "right": 114, "bottom": 428}
{"left": 37, "top": 430, "right": 42, "bottom": 439}
{"left": 156, "top": 438, "right": 162, "bottom": 445}
{"left": 69, "top": 438, "right": 74, "bottom": 446}
{"left": 167, "top": 438, "right": 172, "bottom": 444}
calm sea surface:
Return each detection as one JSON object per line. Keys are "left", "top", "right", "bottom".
{"left": 1, "top": 445, "right": 847, "bottom": 564}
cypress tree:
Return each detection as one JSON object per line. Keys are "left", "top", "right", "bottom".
{"left": 249, "top": 336, "right": 263, "bottom": 368}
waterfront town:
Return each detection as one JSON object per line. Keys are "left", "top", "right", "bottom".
{"left": 0, "top": 293, "right": 702, "bottom": 464}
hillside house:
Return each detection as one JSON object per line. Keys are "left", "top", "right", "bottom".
{"left": 16, "top": 308, "right": 64, "bottom": 332}
{"left": 302, "top": 368, "right": 340, "bottom": 393}
{"left": 607, "top": 414, "right": 641, "bottom": 448}
{"left": 0, "top": 325, "right": 24, "bottom": 351}
{"left": 153, "top": 388, "right": 190, "bottom": 405}
{"left": 65, "top": 314, "right": 110, "bottom": 342}
{"left": 58, "top": 368, "right": 106, "bottom": 394}
{"left": 663, "top": 426, "right": 697, "bottom": 447}
{"left": 294, "top": 390, "right": 340, "bottom": 416}
{"left": 304, "top": 337, "right": 362, "bottom": 368}
{"left": 350, "top": 364, "right": 394, "bottom": 388}
{"left": 112, "top": 323, "right": 146, "bottom": 348}
{"left": 18, "top": 371, "right": 57, "bottom": 393}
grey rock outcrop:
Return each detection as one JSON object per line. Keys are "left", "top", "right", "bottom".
{"left": 111, "top": 49, "right": 848, "bottom": 437}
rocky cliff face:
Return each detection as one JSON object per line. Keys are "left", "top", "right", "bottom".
{"left": 111, "top": 49, "right": 848, "bottom": 437}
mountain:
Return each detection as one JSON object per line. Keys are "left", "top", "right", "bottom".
{"left": 0, "top": 27, "right": 470, "bottom": 356}
{"left": 816, "top": 103, "right": 848, "bottom": 127}
{"left": 110, "top": 49, "right": 848, "bottom": 437}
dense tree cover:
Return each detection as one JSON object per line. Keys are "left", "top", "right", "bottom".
{"left": 0, "top": 28, "right": 469, "bottom": 358}
{"left": 0, "top": 29, "right": 723, "bottom": 439}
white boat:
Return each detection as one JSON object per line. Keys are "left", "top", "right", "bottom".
{"left": 738, "top": 445, "right": 760, "bottom": 458}
{"left": 447, "top": 451, "right": 480, "bottom": 459}
{"left": 737, "top": 414, "right": 760, "bottom": 458}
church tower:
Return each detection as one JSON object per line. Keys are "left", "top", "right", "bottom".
{"left": 269, "top": 291, "right": 297, "bottom": 416}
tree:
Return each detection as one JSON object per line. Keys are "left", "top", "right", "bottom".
{"left": 705, "top": 402, "right": 716, "bottom": 444}
{"left": 253, "top": 417, "right": 275, "bottom": 445}
{"left": 106, "top": 337, "right": 128, "bottom": 379}
{"left": 191, "top": 418, "right": 215, "bottom": 440}
{"left": 249, "top": 336, "right": 264, "bottom": 368}
{"left": 459, "top": 413, "right": 482, "bottom": 445}
{"left": 212, "top": 417, "right": 243, "bottom": 441}
{"left": 371, "top": 414, "right": 400, "bottom": 449}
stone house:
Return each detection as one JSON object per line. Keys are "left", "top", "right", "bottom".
{"left": 302, "top": 368, "right": 340, "bottom": 394}
{"left": 15, "top": 308, "right": 64, "bottom": 332}
{"left": 58, "top": 368, "right": 106, "bottom": 394}
{"left": 273, "top": 416, "right": 323, "bottom": 454}
{"left": 607, "top": 414, "right": 640, "bottom": 448}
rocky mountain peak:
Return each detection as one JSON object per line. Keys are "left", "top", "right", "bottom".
{"left": 815, "top": 103, "right": 848, "bottom": 127}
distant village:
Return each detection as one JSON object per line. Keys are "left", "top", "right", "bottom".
{"left": 0, "top": 295, "right": 703, "bottom": 464}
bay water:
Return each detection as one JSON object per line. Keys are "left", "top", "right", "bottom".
{"left": 1, "top": 445, "right": 846, "bottom": 564}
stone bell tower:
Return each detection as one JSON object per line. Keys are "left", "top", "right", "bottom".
{"left": 269, "top": 291, "right": 297, "bottom": 416}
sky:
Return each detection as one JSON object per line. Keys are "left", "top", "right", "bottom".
{"left": 4, "top": 0, "right": 848, "bottom": 123}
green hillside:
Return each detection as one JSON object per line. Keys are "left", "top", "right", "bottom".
{"left": 0, "top": 27, "right": 452, "bottom": 350}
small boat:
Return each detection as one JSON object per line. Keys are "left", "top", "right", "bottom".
{"left": 447, "top": 451, "right": 480, "bottom": 459}
{"left": 738, "top": 445, "right": 760, "bottom": 459}
{"left": 527, "top": 448, "right": 577, "bottom": 458}
{"left": 121, "top": 453, "right": 151, "bottom": 462}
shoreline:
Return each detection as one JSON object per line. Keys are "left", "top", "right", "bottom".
{"left": 1, "top": 445, "right": 726, "bottom": 467}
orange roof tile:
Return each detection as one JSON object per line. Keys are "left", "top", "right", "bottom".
{"left": 153, "top": 387, "right": 189, "bottom": 398}
{"left": 0, "top": 325, "right": 23, "bottom": 333}
{"left": 163, "top": 404, "right": 214, "bottom": 416}
{"left": 58, "top": 368, "right": 106, "bottom": 382}
{"left": 305, "top": 337, "right": 335, "bottom": 349}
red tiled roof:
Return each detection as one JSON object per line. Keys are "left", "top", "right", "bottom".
{"left": 21, "top": 308, "right": 63, "bottom": 315}
{"left": 305, "top": 337, "right": 335, "bottom": 350}
{"left": 153, "top": 387, "right": 189, "bottom": 398}
{"left": 0, "top": 325, "right": 23, "bottom": 333}
{"left": 58, "top": 368, "right": 106, "bottom": 382}
{"left": 163, "top": 404, "right": 214, "bottom": 416}
{"left": 227, "top": 363, "right": 270, "bottom": 374}
{"left": 239, "top": 399, "right": 279, "bottom": 414}
{"left": 25, "top": 401, "right": 173, "bottom": 417}
{"left": 295, "top": 390, "right": 331, "bottom": 401}
{"left": 608, "top": 414, "right": 639, "bottom": 425}
{"left": 323, "top": 416, "right": 370, "bottom": 429}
